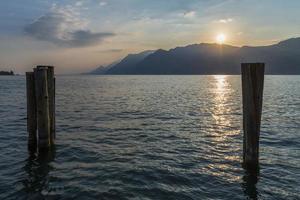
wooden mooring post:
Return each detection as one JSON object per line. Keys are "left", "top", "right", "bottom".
{"left": 26, "top": 66, "right": 55, "bottom": 152}
{"left": 26, "top": 72, "right": 37, "bottom": 151}
{"left": 46, "top": 66, "right": 55, "bottom": 145}
{"left": 241, "top": 63, "right": 265, "bottom": 171}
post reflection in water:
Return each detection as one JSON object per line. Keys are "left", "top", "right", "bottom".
{"left": 242, "top": 170, "right": 259, "bottom": 200}
{"left": 22, "top": 148, "right": 56, "bottom": 198}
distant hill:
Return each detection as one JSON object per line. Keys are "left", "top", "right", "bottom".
{"left": 89, "top": 50, "right": 154, "bottom": 75}
{"left": 105, "top": 50, "right": 155, "bottom": 74}
{"left": 89, "top": 60, "right": 121, "bottom": 75}
{"left": 90, "top": 38, "right": 300, "bottom": 75}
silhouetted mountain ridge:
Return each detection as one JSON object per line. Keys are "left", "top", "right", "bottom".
{"left": 105, "top": 50, "right": 155, "bottom": 74}
{"left": 90, "top": 38, "right": 300, "bottom": 74}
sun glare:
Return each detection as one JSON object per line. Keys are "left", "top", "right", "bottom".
{"left": 216, "top": 33, "right": 226, "bottom": 44}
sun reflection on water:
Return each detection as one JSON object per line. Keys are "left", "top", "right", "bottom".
{"left": 202, "top": 75, "right": 241, "bottom": 182}
{"left": 212, "top": 75, "right": 232, "bottom": 132}
{"left": 215, "top": 75, "right": 227, "bottom": 91}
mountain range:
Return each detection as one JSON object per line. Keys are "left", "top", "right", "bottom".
{"left": 90, "top": 38, "right": 300, "bottom": 75}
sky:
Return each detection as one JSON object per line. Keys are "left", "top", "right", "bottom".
{"left": 0, "top": 0, "right": 299, "bottom": 74}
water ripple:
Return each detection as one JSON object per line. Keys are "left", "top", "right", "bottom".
{"left": 0, "top": 75, "right": 299, "bottom": 199}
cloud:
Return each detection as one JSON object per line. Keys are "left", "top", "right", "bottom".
{"left": 96, "top": 49, "right": 123, "bottom": 53}
{"left": 99, "top": 1, "right": 107, "bottom": 6}
{"left": 216, "top": 18, "right": 233, "bottom": 23}
{"left": 183, "top": 11, "right": 196, "bottom": 18}
{"left": 75, "top": 1, "right": 83, "bottom": 6}
{"left": 24, "top": 5, "right": 114, "bottom": 47}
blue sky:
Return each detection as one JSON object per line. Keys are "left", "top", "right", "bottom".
{"left": 0, "top": 0, "right": 299, "bottom": 73}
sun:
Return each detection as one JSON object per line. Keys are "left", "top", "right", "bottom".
{"left": 216, "top": 33, "right": 226, "bottom": 44}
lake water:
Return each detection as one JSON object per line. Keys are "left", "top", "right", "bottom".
{"left": 0, "top": 75, "right": 299, "bottom": 199}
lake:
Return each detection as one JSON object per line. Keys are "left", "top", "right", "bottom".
{"left": 0, "top": 75, "right": 299, "bottom": 199}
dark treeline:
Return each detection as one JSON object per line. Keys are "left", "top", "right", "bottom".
{"left": 0, "top": 70, "right": 14, "bottom": 75}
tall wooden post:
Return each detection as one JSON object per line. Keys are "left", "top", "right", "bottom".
{"left": 26, "top": 66, "right": 55, "bottom": 152}
{"left": 241, "top": 63, "right": 265, "bottom": 170}
{"left": 35, "top": 67, "right": 51, "bottom": 150}
{"left": 26, "top": 72, "right": 37, "bottom": 151}
{"left": 53, "top": 77, "right": 56, "bottom": 139}
{"left": 43, "top": 66, "right": 55, "bottom": 145}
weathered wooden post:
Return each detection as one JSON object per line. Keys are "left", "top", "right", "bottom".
{"left": 26, "top": 72, "right": 37, "bottom": 151}
{"left": 53, "top": 77, "right": 56, "bottom": 139}
{"left": 35, "top": 67, "right": 51, "bottom": 151}
{"left": 26, "top": 66, "right": 56, "bottom": 152}
{"left": 44, "top": 66, "right": 55, "bottom": 145}
{"left": 241, "top": 63, "right": 265, "bottom": 170}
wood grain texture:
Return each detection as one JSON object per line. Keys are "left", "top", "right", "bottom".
{"left": 241, "top": 63, "right": 265, "bottom": 170}
{"left": 26, "top": 72, "right": 37, "bottom": 151}
{"left": 35, "top": 67, "right": 50, "bottom": 150}
{"left": 46, "top": 66, "right": 55, "bottom": 145}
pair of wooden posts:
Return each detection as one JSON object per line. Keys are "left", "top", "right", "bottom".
{"left": 26, "top": 66, "right": 55, "bottom": 152}
{"left": 25, "top": 63, "right": 264, "bottom": 170}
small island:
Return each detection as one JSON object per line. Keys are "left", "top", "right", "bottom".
{"left": 0, "top": 70, "right": 14, "bottom": 75}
